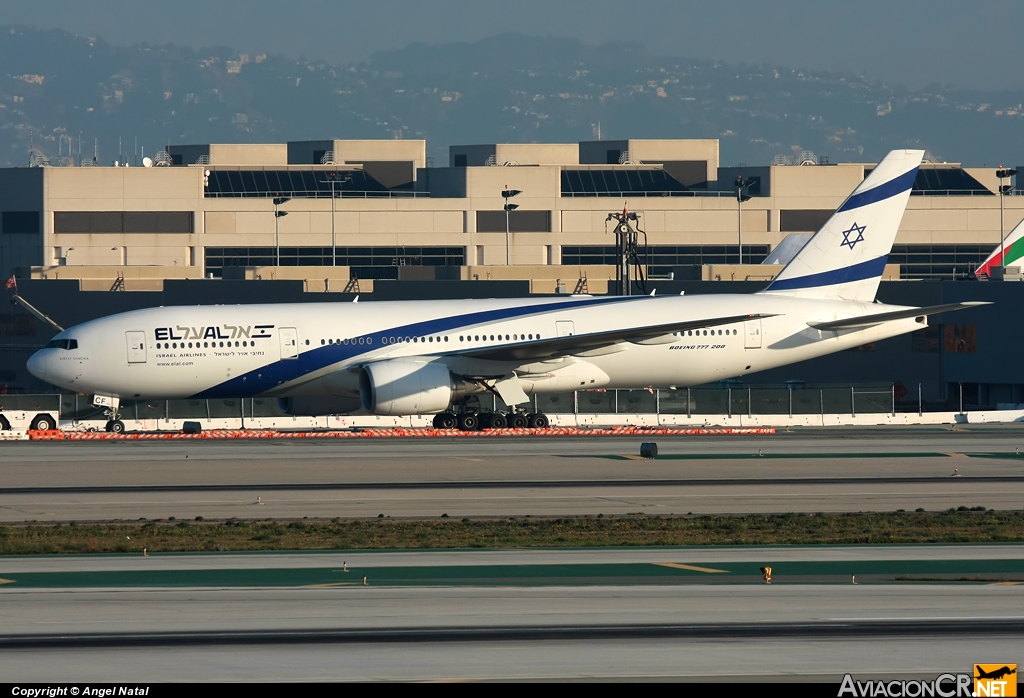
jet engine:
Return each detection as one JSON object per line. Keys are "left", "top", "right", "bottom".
{"left": 359, "top": 360, "right": 456, "bottom": 415}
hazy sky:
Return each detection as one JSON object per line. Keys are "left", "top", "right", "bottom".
{"left": 6, "top": 0, "right": 1024, "bottom": 91}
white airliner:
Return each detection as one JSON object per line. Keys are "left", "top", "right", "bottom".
{"left": 27, "top": 149, "right": 987, "bottom": 432}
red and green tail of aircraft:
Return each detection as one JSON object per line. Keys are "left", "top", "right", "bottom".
{"left": 976, "top": 218, "right": 1024, "bottom": 277}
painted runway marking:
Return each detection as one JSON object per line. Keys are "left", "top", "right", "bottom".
{"left": 654, "top": 563, "right": 729, "bottom": 574}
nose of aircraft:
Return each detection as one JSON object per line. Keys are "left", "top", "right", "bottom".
{"left": 26, "top": 349, "right": 47, "bottom": 379}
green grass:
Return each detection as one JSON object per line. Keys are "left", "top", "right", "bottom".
{"left": 1, "top": 510, "right": 1023, "bottom": 555}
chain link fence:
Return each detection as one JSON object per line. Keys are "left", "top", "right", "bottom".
{"left": 0, "top": 385, "right": 900, "bottom": 421}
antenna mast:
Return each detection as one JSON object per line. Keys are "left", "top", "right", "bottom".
{"left": 605, "top": 204, "right": 647, "bottom": 296}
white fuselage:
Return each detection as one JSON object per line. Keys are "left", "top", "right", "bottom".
{"left": 28, "top": 293, "right": 923, "bottom": 405}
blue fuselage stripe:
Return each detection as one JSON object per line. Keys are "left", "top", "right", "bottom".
{"left": 765, "top": 254, "right": 889, "bottom": 292}
{"left": 836, "top": 167, "right": 918, "bottom": 213}
{"left": 192, "top": 295, "right": 648, "bottom": 398}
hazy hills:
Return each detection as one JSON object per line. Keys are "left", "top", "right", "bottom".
{"left": 1, "top": 25, "right": 1022, "bottom": 168}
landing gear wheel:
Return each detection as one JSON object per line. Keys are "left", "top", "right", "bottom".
{"left": 487, "top": 413, "right": 507, "bottom": 430}
{"left": 106, "top": 420, "right": 126, "bottom": 434}
{"left": 434, "top": 412, "right": 457, "bottom": 430}
{"left": 0, "top": 415, "right": 10, "bottom": 431}
{"left": 478, "top": 413, "right": 493, "bottom": 429}
{"left": 457, "top": 413, "right": 479, "bottom": 432}
{"left": 527, "top": 412, "right": 549, "bottom": 429}
{"left": 508, "top": 413, "right": 528, "bottom": 429}
{"left": 30, "top": 414, "right": 55, "bottom": 431}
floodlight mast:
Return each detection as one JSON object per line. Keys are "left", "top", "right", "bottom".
{"left": 734, "top": 175, "right": 752, "bottom": 264}
{"left": 320, "top": 171, "right": 352, "bottom": 267}
{"left": 997, "top": 167, "right": 1018, "bottom": 271}
{"left": 273, "top": 196, "right": 290, "bottom": 267}
{"left": 501, "top": 186, "right": 521, "bottom": 266}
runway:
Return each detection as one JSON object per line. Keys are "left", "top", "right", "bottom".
{"left": 1, "top": 427, "right": 1023, "bottom": 520}
{"left": 2, "top": 546, "right": 1022, "bottom": 681}
{"left": 3, "top": 428, "right": 1023, "bottom": 680}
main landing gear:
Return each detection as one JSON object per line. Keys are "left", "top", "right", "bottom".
{"left": 432, "top": 410, "right": 548, "bottom": 432}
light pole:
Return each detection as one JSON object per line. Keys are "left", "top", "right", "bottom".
{"left": 501, "top": 186, "right": 521, "bottom": 266}
{"left": 273, "top": 196, "right": 290, "bottom": 267}
{"left": 997, "top": 168, "right": 1017, "bottom": 272}
{"left": 734, "top": 174, "right": 752, "bottom": 265}
{"left": 319, "top": 172, "right": 351, "bottom": 267}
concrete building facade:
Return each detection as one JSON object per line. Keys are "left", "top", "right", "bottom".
{"left": 0, "top": 138, "right": 1020, "bottom": 291}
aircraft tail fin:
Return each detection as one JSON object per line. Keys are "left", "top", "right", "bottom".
{"left": 976, "top": 216, "right": 1024, "bottom": 278}
{"left": 762, "top": 149, "right": 923, "bottom": 302}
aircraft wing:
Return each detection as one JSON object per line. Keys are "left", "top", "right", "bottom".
{"left": 458, "top": 313, "right": 777, "bottom": 362}
{"left": 806, "top": 302, "right": 990, "bottom": 331}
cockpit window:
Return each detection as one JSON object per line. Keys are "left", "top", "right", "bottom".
{"left": 45, "top": 339, "right": 78, "bottom": 350}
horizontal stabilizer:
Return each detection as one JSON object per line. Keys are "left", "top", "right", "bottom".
{"left": 463, "top": 313, "right": 778, "bottom": 363}
{"left": 807, "top": 302, "right": 990, "bottom": 331}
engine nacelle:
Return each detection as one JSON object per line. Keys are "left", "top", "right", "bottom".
{"left": 359, "top": 360, "right": 454, "bottom": 415}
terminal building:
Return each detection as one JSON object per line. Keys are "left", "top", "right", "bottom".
{"left": 0, "top": 137, "right": 1022, "bottom": 407}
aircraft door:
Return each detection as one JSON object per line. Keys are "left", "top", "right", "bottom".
{"left": 126, "top": 331, "right": 147, "bottom": 363}
{"left": 280, "top": 327, "right": 299, "bottom": 360}
{"left": 556, "top": 320, "right": 575, "bottom": 337}
{"left": 743, "top": 320, "right": 762, "bottom": 349}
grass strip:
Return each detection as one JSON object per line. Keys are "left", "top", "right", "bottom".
{"left": 1, "top": 509, "right": 1023, "bottom": 555}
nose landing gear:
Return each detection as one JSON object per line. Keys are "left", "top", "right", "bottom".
{"left": 93, "top": 394, "right": 126, "bottom": 434}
